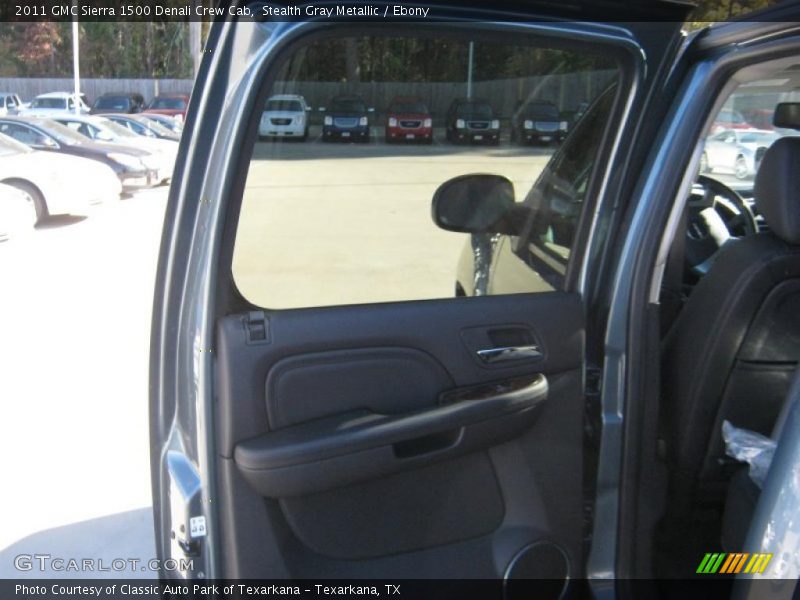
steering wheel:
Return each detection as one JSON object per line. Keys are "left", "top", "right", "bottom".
{"left": 685, "top": 175, "right": 758, "bottom": 276}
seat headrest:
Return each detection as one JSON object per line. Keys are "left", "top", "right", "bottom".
{"left": 754, "top": 136, "right": 800, "bottom": 245}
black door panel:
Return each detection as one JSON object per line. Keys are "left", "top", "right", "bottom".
{"left": 264, "top": 347, "right": 454, "bottom": 429}
{"left": 214, "top": 293, "right": 584, "bottom": 578}
{"left": 235, "top": 373, "right": 547, "bottom": 496}
{"left": 216, "top": 292, "right": 582, "bottom": 456}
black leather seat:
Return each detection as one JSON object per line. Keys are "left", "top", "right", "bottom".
{"left": 661, "top": 137, "right": 800, "bottom": 511}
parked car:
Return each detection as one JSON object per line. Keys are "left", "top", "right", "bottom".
{"left": 140, "top": 113, "right": 184, "bottom": 135}
{"left": 701, "top": 128, "right": 780, "bottom": 179}
{"left": 511, "top": 100, "right": 567, "bottom": 145}
{"left": 104, "top": 113, "right": 182, "bottom": 141}
{"left": 0, "top": 116, "right": 158, "bottom": 189}
{"left": 738, "top": 108, "right": 776, "bottom": 130}
{"left": 50, "top": 114, "right": 177, "bottom": 183}
{"left": 258, "top": 94, "right": 309, "bottom": 141}
{"left": 91, "top": 93, "right": 145, "bottom": 115}
{"left": 0, "top": 181, "right": 36, "bottom": 240}
{"left": 144, "top": 94, "right": 190, "bottom": 122}
{"left": 322, "top": 95, "right": 372, "bottom": 142}
{"left": 709, "top": 106, "right": 753, "bottom": 134}
{"left": 21, "top": 92, "right": 90, "bottom": 116}
{"left": 445, "top": 98, "right": 500, "bottom": 144}
{"left": 385, "top": 96, "right": 433, "bottom": 143}
{"left": 0, "top": 93, "right": 23, "bottom": 116}
{"left": 558, "top": 102, "right": 591, "bottom": 134}
{"left": 0, "top": 131, "right": 120, "bottom": 222}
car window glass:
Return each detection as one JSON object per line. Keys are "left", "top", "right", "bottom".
{"left": 456, "top": 102, "right": 493, "bottom": 118}
{"left": 140, "top": 119, "right": 173, "bottom": 137}
{"left": 126, "top": 120, "right": 145, "bottom": 134}
{"left": 390, "top": 102, "right": 428, "bottom": 113}
{"left": 102, "top": 119, "right": 137, "bottom": 138}
{"left": 32, "top": 97, "right": 65, "bottom": 109}
{"left": 522, "top": 104, "right": 559, "bottom": 119}
{"left": 90, "top": 124, "right": 112, "bottom": 140}
{"left": 95, "top": 96, "right": 131, "bottom": 110}
{"left": 34, "top": 121, "right": 85, "bottom": 145}
{"left": 0, "top": 132, "right": 30, "bottom": 155}
{"left": 149, "top": 97, "right": 186, "bottom": 110}
{"left": 512, "top": 89, "right": 611, "bottom": 281}
{"left": 701, "top": 67, "right": 799, "bottom": 185}
{"left": 266, "top": 100, "right": 303, "bottom": 111}
{"left": 0, "top": 123, "right": 50, "bottom": 147}
{"left": 113, "top": 119, "right": 133, "bottom": 132}
{"left": 233, "top": 33, "right": 619, "bottom": 308}
{"left": 331, "top": 98, "right": 366, "bottom": 112}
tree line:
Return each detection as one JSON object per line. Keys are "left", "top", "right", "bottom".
{"left": 0, "top": 1, "right": 781, "bottom": 80}
{"left": 0, "top": 22, "right": 203, "bottom": 78}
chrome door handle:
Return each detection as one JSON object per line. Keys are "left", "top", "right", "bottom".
{"left": 476, "top": 344, "right": 542, "bottom": 364}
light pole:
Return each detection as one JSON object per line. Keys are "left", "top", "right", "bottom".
{"left": 72, "top": 2, "right": 80, "bottom": 114}
{"left": 467, "top": 41, "right": 474, "bottom": 99}
{"left": 190, "top": 21, "right": 202, "bottom": 79}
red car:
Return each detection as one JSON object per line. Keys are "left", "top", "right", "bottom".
{"left": 709, "top": 107, "right": 753, "bottom": 134}
{"left": 144, "top": 94, "right": 190, "bottom": 123}
{"left": 385, "top": 97, "right": 433, "bottom": 143}
{"left": 740, "top": 108, "right": 776, "bottom": 130}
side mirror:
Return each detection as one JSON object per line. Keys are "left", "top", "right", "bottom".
{"left": 432, "top": 174, "right": 521, "bottom": 235}
{"left": 35, "top": 137, "right": 58, "bottom": 149}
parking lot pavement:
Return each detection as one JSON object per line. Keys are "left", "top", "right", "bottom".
{"left": 239, "top": 136, "right": 554, "bottom": 307}
{"left": 0, "top": 187, "right": 168, "bottom": 576}
{"left": 0, "top": 139, "right": 554, "bottom": 576}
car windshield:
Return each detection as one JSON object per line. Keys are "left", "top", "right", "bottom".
{"left": 94, "top": 96, "right": 132, "bottom": 110}
{"left": 389, "top": 102, "right": 428, "bottom": 114}
{"left": 148, "top": 97, "right": 186, "bottom": 110}
{"left": 98, "top": 119, "right": 138, "bottom": 138}
{"left": 456, "top": 102, "right": 493, "bottom": 118}
{"left": 523, "top": 104, "right": 559, "bottom": 120}
{"left": 266, "top": 100, "right": 303, "bottom": 112}
{"left": 0, "top": 132, "right": 31, "bottom": 155}
{"left": 332, "top": 99, "right": 366, "bottom": 113}
{"left": 143, "top": 114, "right": 181, "bottom": 130}
{"left": 133, "top": 117, "right": 173, "bottom": 136}
{"left": 31, "top": 97, "right": 67, "bottom": 109}
{"left": 33, "top": 120, "right": 87, "bottom": 145}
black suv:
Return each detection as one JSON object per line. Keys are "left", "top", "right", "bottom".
{"left": 322, "top": 95, "right": 371, "bottom": 142}
{"left": 445, "top": 98, "right": 500, "bottom": 145}
{"left": 91, "top": 93, "right": 145, "bottom": 115}
{"left": 511, "top": 100, "right": 566, "bottom": 145}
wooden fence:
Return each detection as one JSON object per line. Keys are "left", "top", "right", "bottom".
{"left": 0, "top": 78, "right": 194, "bottom": 104}
{"left": 0, "top": 70, "right": 615, "bottom": 118}
{"left": 271, "top": 70, "right": 617, "bottom": 117}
